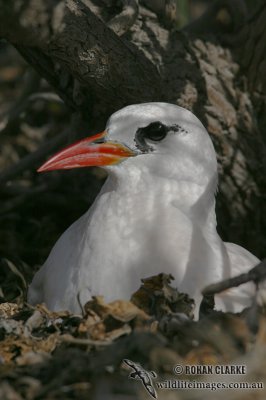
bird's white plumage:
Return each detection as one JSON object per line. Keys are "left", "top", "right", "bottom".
{"left": 28, "top": 103, "right": 259, "bottom": 315}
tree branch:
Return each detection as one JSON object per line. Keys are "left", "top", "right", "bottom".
{"left": 107, "top": 0, "right": 139, "bottom": 36}
{"left": 0, "top": 0, "right": 162, "bottom": 118}
{"left": 235, "top": 2, "right": 266, "bottom": 94}
{"left": 202, "top": 259, "right": 266, "bottom": 297}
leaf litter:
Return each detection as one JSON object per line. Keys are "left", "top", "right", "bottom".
{"left": 1, "top": 268, "right": 266, "bottom": 399}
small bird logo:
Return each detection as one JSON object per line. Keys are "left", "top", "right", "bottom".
{"left": 123, "top": 358, "right": 158, "bottom": 399}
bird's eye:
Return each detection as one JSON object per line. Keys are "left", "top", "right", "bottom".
{"left": 142, "top": 121, "right": 168, "bottom": 141}
{"left": 135, "top": 121, "right": 169, "bottom": 152}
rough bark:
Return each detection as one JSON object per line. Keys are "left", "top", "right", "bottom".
{"left": 236, "top": 1, "right": 266, "bottom": 93}
{"left": 0, "top": 0, "right": 162, "bottom": 120}
{"left": 0, "top": 0, "right": 265, "bottom": 256}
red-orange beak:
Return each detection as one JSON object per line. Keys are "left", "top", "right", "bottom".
{"left": 38, "top": 131, "right": 136, "bottom": 172}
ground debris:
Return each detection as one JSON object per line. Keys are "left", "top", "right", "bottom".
{"left": 82, "top": 296, "right": 150, "bottom": 341}
{"left": 1, "top": 273, "right": 266, "bottom": 399}
{"left": 131, "top": 273, "right": 195, "bottom": 319}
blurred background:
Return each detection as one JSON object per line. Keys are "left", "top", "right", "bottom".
{"left": 0, "top": 0, "right": 263, "bottom": 302}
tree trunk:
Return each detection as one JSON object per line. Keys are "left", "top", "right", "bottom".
{"left": 0, "top": 0, "right": 265, "bottom": 257}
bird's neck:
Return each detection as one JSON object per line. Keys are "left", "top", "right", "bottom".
{"left": 104, "top": 164, "right": 217, "bottom": 226}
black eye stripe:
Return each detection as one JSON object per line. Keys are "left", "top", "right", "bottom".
{"left": 134, "top": 121, "right": 188, "bottom": 152}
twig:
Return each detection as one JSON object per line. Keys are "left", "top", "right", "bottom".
{"left": 0, "top": 129, "right": 69, "bottom": 185}
{"left": 202, "top": 259, "right": 266, "bottom": 296}
{"left": 60, "top": 334, "right": 112, "bottom": 347}
{"left": 0, "top": 69, "right": 40, "bottom": 133}
{"left": 0, "top": 183, "right": 49, "bottom": 215}
{"left": 0, "top": 258, "right": 27, "bottom": 291}
{"left": 27, "top": 92, "right": 63, "bottom": 104}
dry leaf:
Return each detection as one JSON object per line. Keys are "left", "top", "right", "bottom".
{"left": 0, "top": 303, "right": 20, "bottom": 318}
{"left": 131, "top": 273, "right": 195, "bottom": 318}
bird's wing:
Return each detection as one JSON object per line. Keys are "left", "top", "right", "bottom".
{"left": 225, "top": 242, "right": 259, "bottom": 276}
{"left": 28, "top": 212, "right": 90, "bottom": 313}
{"left": 215, "top": 242, "right": 259, "bottom": 312}
{"left": 27, "top": 264, "right": 45, "bottom": 305}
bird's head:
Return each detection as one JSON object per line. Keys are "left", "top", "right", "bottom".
{"left": 38, "top": 103, "right": 217, "bottom": 186}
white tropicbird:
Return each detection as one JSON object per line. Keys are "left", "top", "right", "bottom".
{"left": 28, "top": 103, "right": 259, "bottom": 315}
